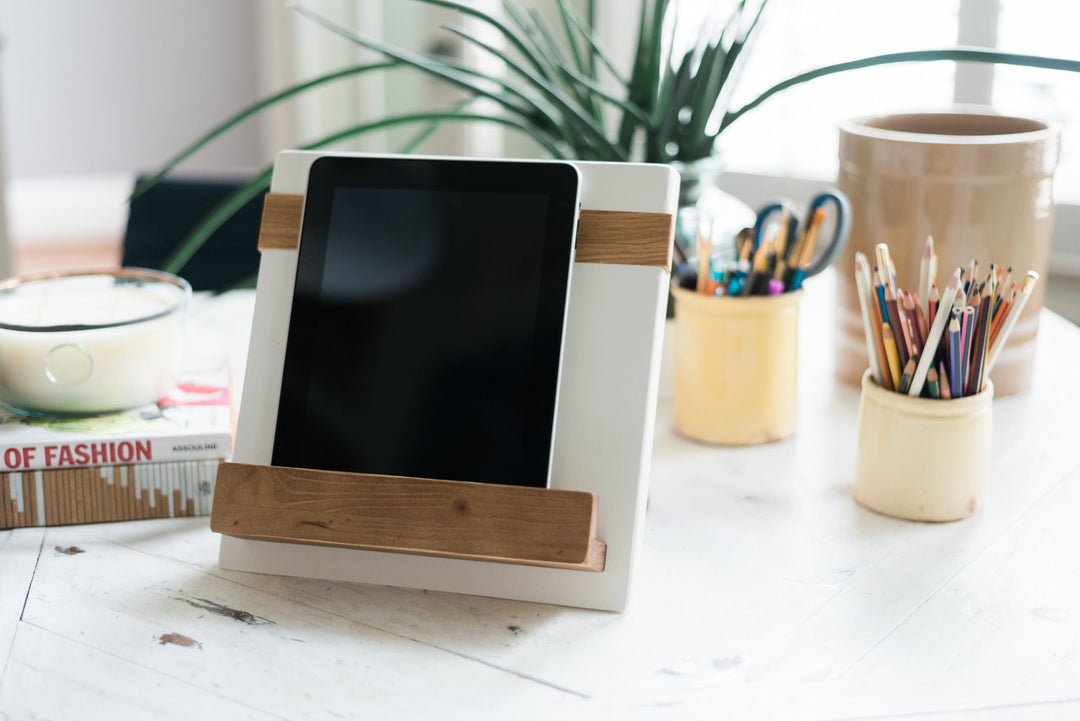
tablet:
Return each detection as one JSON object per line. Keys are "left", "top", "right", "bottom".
{"left": 270, "top": 155, "right": 580, "bottom": 488}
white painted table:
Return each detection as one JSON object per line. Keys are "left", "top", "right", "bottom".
{"left": 2, "top": 277, "right": 1079, "bottom": 720}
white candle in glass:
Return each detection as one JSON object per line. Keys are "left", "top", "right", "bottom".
{"left": 0, "top": 272, "right": 190, "bottom": 415}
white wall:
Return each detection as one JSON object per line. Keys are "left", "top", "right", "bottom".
{"left": 0, "top": 0, "right": 263, "bottom": 179}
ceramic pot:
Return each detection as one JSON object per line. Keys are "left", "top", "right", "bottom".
{"left": 671, "top": 285, "right": 800, "bottom": 445}
{"left": 835, "top": 110, "right": 1060, "bottom": 396}
{"left": 854, "top": 370, "right": 993, "bottom": 522}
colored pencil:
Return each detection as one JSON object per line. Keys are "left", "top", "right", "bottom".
{"left": 913, "top": 295, "right": 929, "bottom": 345}
{"left": 882, "top": 322, "right": 902, "bottom": 390}
{"left": 948, "top": 315, "right": 962, "bottom": 398}
{"left": 988, "top": 282, "right": 1016, "bottom": 350}
{"left": 996, "top": 266, "right": 1013, "bottom": 310}
{"left": 898, "top": 357, "right": 916, "bottom": 394}
{"left": 875, "top": 244, "right": 895, "bottom": 292}
{"left": 854, "top": 252, "right": 884, "bottom": 386}
{"left": 902, "top": 292, "right": 926, "bottom": 350}
{"left": 918, "top": 235, "right": 934, "bottom": 318}
{"left": 874, "top": 273, "right": 888, "bottom": 321}
{"left": 967, "top": 292, "right": 991, "bottom": 395}
{"left": 885, "top": 287, "right": 909, "bottom": 369}
{"left": 926, "top": 366, "right": 941, "bottom": 399}
{"left": 985, "top": 271, "right": 1039, "bottom": 376}
{"left": 938, "top": 360, "right": 952, "bottom": 399}
{"left": 960, "top": 305, "right": 975, "bottom": 396}
{"left": 695, "top": 229, "right": 711, "bottom": 294}
{"left": 870, "top": 298, "right": 892, "bottom": 391}
{"left": 928, "top": 281, "right": 939, "bottom": 327}
{"left": 908, "top": 268, "right": 960, "bottom": 397}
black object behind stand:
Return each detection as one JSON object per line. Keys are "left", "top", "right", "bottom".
{"left": 122, "top": 177, "right": 265, "bottom": 292}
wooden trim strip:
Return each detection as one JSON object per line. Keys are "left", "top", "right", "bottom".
{"left": 210, "top": 462, "right": 607, "bottom": 572}
{"left": 257, "top": 193, "right": 304, "bottom": 251}
{"left": 574, "top": 209, "right": 674, "bottom": 269}
{"left": 257, "top": 193, "right": 673, "bottom": 269}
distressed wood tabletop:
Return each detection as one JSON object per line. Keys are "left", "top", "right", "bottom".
{"left": 2, "top": 277, "right": 1079, "bottom": 720}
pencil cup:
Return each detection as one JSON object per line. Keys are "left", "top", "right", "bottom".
{"left": 671, "top": 285, "right": 800, "bottom": 445}
{"left": 853, "top": 370, "right": 993, "bottom": 522}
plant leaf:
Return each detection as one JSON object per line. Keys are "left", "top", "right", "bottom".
{"left": 644, "top": 0, "right": 672, "bottom": 111}
{"left": 404, "top": 0, "right": 552, "bottom": 79}
{"left": 652, "top": 50, "right": 695, "bottom": 161}
{"left": 292, "top": 6, "right": 573, "bottom": 141}
{"left": 130, "top": 60, "right": 398, "bottom": 202}
{"left": 493, "top": 7, "right": 593, "bottom": 122}
{"left": 438, "top": 22, "right": 627, "bottom": 159}
{"left": 526, "top": 7, "right": 601, "bottom": 121}
{"left": 618, "top": 0, "right": 664, "bottom": 152}
{"left": 561, "top": 0, "right": 627, "bottom": 87}
{"left": 555, "top": 63, "right": 653, "bottom": 130}
{"left": 720, "top": 47, "right": 1080, "bottom": 136}
{"left": 708, "top": 0, "right": 768, "bottom": 121}
{"left": 396, "top": 96, "right": 475, "bottom": 154}
{"left": 162, "top": 109, "right": 572, "bottom": 274}
{"left": 160, "top": 168, "right": 273, "bottom": 274}
{"left": 499, "top": 0, "right": 556, "bottom": 81}
{"left": 556, "top": 0, "right": 588, "bottom": 76}
{"left": 684, "top": 3, "right": 743, "bottom": 139}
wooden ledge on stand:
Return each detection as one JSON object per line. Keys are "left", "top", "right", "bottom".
{"left": 210, "top": 462, "right": 607, "bottom": 572}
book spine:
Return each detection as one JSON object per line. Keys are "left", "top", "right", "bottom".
{"left": 0, "top": 433, "right": 231, "bottom": 473}
{"left": 0, "top": 458, "right": 220, "bottom": 529}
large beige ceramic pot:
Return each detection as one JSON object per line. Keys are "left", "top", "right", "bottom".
{"left": 835, "top": 111, "right": 1060, "bottom": 396}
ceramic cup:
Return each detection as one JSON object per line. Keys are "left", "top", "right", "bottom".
{"left": 853, "top": 369, "right": 993, "bottom": 522}
{"left": 836, "top": 109, "right": 1059, "bottom": 397}
{"left": 671, "top": 285, "right": 800, "bottom": 445}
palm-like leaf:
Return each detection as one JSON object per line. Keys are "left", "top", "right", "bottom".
{"left": 142, "top": 0, "right": 1080, "bottom": 276}
{"left": 162, "top": 109, "right": 570, "bottom": 275}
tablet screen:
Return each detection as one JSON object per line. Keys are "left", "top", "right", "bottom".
{"left": 271, "top": 156, "right": 580, "bottom": 488}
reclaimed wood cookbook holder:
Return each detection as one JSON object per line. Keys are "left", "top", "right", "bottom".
{"left": 214, "top": 152, "right": 677, "bottom": 611}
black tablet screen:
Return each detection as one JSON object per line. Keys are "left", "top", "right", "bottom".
{"left": 271, "top": 156, "right": 579, "bottom": 488}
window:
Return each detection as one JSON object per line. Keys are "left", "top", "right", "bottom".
{"left": 638, "top": 0, "right": 1080, "bottom": 279}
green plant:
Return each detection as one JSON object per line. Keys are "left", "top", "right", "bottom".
{"left": 139, "top": 0, "right": 1080, "bottom": 278}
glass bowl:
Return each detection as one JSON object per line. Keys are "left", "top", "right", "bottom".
{"left": 0, "top": 268, "right": 192, "bottom": 415}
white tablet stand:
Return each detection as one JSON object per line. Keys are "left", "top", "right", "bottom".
{"left": 213, "top": 151, "right": 677, "bottom": 611}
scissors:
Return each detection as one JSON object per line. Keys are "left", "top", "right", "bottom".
{"left": 746, "top": 189, "right": 851, "bottom": 291}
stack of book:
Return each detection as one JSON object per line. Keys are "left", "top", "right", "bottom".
{"left": 0, "top": 367, "right": 232, "bottom": 529}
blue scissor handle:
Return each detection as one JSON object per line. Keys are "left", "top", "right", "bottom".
{"left": 749, "top": 199, "right": 799, "bottom": 260}
{"left": 799, "top": 189, "right": 851, "bottom": 278}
